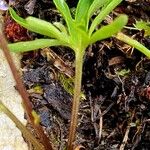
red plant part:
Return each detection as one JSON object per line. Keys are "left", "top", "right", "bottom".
{"left": 145, "top": 86, "right": 150, "bottom": 100}
{"left": 4, "top": 16, "right": 30, "bottom": 42}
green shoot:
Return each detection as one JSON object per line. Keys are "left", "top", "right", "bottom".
{"left": 116, "top": 68, "right": 130, "bottom": 76}
{"left": 7, "top": 0, "right": 150, "bottom": 149}
{"left": 134, "top": 20, "right": 150, "bottom": 36}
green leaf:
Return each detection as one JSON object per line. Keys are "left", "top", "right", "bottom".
{"left": 75, "top": 0, "right": 93, "bottom": 29}
{"left": 53, "top": 0, "right": 89, "bottom": 49}
{"left": 9, "top": 8, "right": 62, "bottom": 39}
{"left": 90, "top": 15, "right": 128, "bottom": 44}
{"left": 8, "top": 39, "right": 66, "bottom": 52}
{"left": 89, "top": 0, "right": 122, "bottom": 35}
{"left": 88, "top": 0, "right": 111, "bottom": 19}
{"left": 134, "top": 20, "right": 150, "bottom": 36}
{"left": 53, "top": 22, "right": 68, "bottom": 35}
{"left": 116, "top": 69, "right": 130, "bottom": 76}
{"left": 116, "top": 32, "right": 150, "bottom": 58}
{"left": 53, "top": 0, "right": 73, "bottom": 34}
{"left": 87, "top": 0, "right": 111, "bottom": 30}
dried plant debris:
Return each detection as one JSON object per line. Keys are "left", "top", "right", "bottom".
{"left": 23, "top": 66, "right": 53, "bottom": 85}
{"left": 23, "top": 65, "right": 72, "bottom": 120}
{"left": 43, "top": 82, "right": 72, "bottom": 120}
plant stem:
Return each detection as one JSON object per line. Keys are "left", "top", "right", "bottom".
{"left": 0, "top": 32, "right": 53, "bottom": 150}
{"left": 67, "top": 50, "right": 84, "bottom": 150}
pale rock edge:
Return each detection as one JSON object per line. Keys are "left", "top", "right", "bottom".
{"left": 0, "top": 50, "right": 28, "bottom": 150}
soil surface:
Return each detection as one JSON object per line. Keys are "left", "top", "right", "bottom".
{"left": 3, "top": 0, "right": 150, "bottom": 150}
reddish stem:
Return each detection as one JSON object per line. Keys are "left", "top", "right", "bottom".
{"left": 0, "top": 32, "right": 53, "bottom": 150}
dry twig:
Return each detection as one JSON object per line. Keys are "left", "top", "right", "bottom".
{"left": 119, "top": 110, "right": 135, "bottom": 150}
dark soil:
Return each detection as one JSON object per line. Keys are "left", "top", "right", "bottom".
{"left": 4, "top": 0, "right": 150, "bottom": 150}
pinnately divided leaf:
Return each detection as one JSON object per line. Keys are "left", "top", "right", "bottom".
{"left": 75, "top": 0, "right": 93, "bottom": 29}
{"left": 53, "top": 22, "right": 68, "bottom": 35}
{"left": 9, "top": 39, "right": 66, "bottom": 52}
{"left": 88, "top": 0, "right": 111, "bottom": 19}
{"left": 53, "top": 0, "right": 74, "bottom": 35}
{"left": 90, "top": 15, "right": 128, "bottom": 44}
{"left": 89, "top": 0, "right": 122, "bottom": 35}
{"left": 4, "top": 1, "right": 150, "bottom": 150}
{"left": 9, "top": 8, "right": 63, "bottom": 39}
